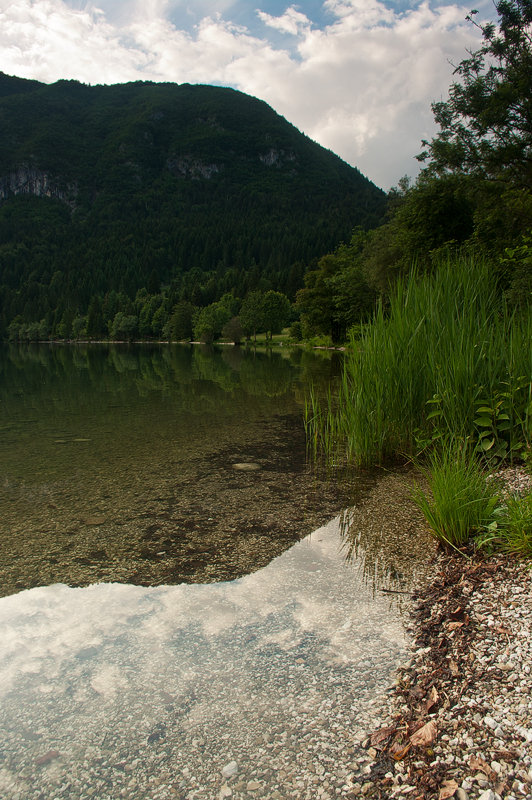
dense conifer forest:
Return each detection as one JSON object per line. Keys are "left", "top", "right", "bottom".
{"left": 0, "top": 73, "right": 386, "bottom": 341}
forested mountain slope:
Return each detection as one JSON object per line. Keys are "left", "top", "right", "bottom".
{"left": 0, "top": 74, "right": 385, "bottom": 335}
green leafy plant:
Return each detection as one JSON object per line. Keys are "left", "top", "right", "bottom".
{"left": 472, "top": 381, "right": 532, "bottom": 463}
{"left": 478, "top": 491, "right": 532, "bottom": 556}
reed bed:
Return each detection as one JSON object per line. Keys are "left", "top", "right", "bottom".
{"left": 305, "top": 253, "right": 532, "bottom": 469}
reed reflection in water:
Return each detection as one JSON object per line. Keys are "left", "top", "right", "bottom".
{"left": 338, "top": 470, "right": 435, "bottom": 597}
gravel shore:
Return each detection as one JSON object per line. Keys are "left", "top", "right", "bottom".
{"left": 1, "top": 469, "right": 530, "bottom": 800}
{"left": 364, "top": 552, "right": 532, "bottom": 800}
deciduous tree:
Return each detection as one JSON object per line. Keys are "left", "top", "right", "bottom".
{"left": 260, "top": 291, "right": 290, "bottom": 341}
{"left": 418, "top": 1, "right": 532, "bottom": 189}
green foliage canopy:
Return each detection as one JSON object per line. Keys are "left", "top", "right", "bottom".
{"left": 296, "top": 230, "right": 376, "bottom": 341}
{"left": 418, "top": 1, "right": 532, "bottom": 190}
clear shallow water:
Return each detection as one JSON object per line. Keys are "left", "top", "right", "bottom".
{"left": 0, "top": 519, "right": 409, "bottom": 800}
{"left": 0, "top": 343, "right": 434, "bottom": 800}
{"left": 0, "top": 343, "right": 351, "bottom": 595}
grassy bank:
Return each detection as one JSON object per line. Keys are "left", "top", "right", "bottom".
{"left": 306, "top": 252, "right": 532, "bottom": 555}
{"left": 306, "top": 253, "right": 532, "bottom": 469}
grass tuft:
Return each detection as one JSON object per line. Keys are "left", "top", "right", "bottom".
{"left": 485, "top": 492, "right": 532, "bottom": 556}
{"left": 411, "top": 447, "right": 501, "bottom": 552}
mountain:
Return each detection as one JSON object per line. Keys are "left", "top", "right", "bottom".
{"left": 0, "top": 73, "right": 386, "bottom": 336}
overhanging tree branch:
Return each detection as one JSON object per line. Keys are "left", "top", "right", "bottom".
{"left": 418, "top": 0, "right": 532, "bottom": 190}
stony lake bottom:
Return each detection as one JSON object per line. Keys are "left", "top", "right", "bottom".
{"left": 0, "top": 344, "right": 434, "bottom": 800}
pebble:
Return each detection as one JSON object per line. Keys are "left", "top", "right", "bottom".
{"left": 370, "top": 547, "right": 532, "bottom": 800}
{"left": 478, "top": 791, "right": 497, "bottom": 800}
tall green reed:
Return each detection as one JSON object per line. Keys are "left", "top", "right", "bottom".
{"left": 308, "top": 253, "right": 532, "bottom": 467}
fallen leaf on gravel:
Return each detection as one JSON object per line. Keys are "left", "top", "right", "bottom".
{"left": 408, "top": 720, "right": 426, "bottom": 737}
{"left": 449, "top": 606, "right": 465, "bottom": 620}
{"left": 35, "top": 750, "right": 60, "bottom": 766}
{"left": 370, "top": 726, "right": 396, "bottom": 747}
{"left": 410, "top": 720, "right": 437, "bottom": 746}
{"left": 439, "top": 779, "right": 458, "bottom": 799}
{"left": 447, "top": 621, "right": 464, "bottom": 631}
{"left": 390, "top": 743, "right": 411, "bottom": 761}
{"left": 469, "top": 756, "right": 496, "bottom": 779}
{"left": 493, "top": 749, "right": 519, "bottom": 761}
{"left": 426, "top": 686, "right": 439, "bottom": 712}
{"left": 495, "top": 625, "right": 511, "bottom": 635}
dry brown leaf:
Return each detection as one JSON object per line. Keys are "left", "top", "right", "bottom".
{"left": 390, "top": 743, "right": 411, "bottom": 761}
{"left": 449, "top": 606, "right": 464, "bottom": 618}
{"left": 439, "top": 780, "right": 459, "bottom": 799}
{"left": 493, "top": 750, "right": 519, "bottom": 761}
{"left": 370, "top": 726, "right": 396, "bottom": 747}
{"left": 469, "top": 757, "right": 496, "bottom": 779}
{"left": 495, "top": 625, "right": 511, "bottom": 635}
{"left": 447, "top": 621, "right": 464, "bottom": 631}
{"left": 448, "top": 660, "right": 459, "bottom": 676}
{"left": 407, "top": 719, "right": 426, "bottom": 737}
{"left": 35, "top": 750, "right": 60, "bottom": 766}
{"left": 409, "top": 720, "right": 437, "bottom": 747}
{"left": 426, "top": 686, "right": 439, "bottom": 713}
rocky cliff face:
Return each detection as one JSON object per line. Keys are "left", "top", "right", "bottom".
{"left": 166, "top": 157, "right": 223, "bottom": 180}
{"left": 0, "top": 166, "right": 77, "bottom": 206}
{"left": 259, "top": 148, "right": 296, "bottom": 167}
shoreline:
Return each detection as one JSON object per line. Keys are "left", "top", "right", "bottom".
{"left": 362, "top": 551, "right": 532, "bottom": 800}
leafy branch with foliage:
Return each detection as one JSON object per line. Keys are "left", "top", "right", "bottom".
{"left": 417, "top": 0, "right": 532, "bottom": 190}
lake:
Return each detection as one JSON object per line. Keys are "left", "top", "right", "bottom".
{"left": 0, "top": 343, "right": 352, "bottom": 595}
{"left": 0, "top": 343, "right": 432, "bottom": 800}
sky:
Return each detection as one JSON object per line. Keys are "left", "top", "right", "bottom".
{"left": 0, "top": 0, "right": 497, "bottom": 189}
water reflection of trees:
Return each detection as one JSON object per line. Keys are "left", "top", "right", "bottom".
{"left": 0, "top": 343, "right": 340, "bottom": 421}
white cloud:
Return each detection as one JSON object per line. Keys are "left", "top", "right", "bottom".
{"left": 323, "top": 0, "right": 396, "bottom": 26}
{"left": 0, "top": 0, "right": 148, "bottom": 84}
{"left": 0, "top": 0, "right": 485, "bottom": 188}
{"left": 258, "top": 6, "right": 311, "bottom": 35}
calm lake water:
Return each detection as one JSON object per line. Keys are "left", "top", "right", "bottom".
{"left": 0, "top": 343, "right": 352, "bottom": 595}
{"left": 0, "top": 343, "right": 432, "bottom": 800}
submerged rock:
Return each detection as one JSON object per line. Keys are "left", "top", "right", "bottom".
{"left": 82, "top": 515, "right": 107, "bottom": 526}
{"left": 222, "top": 761, "right": 238, "bottom": 778}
